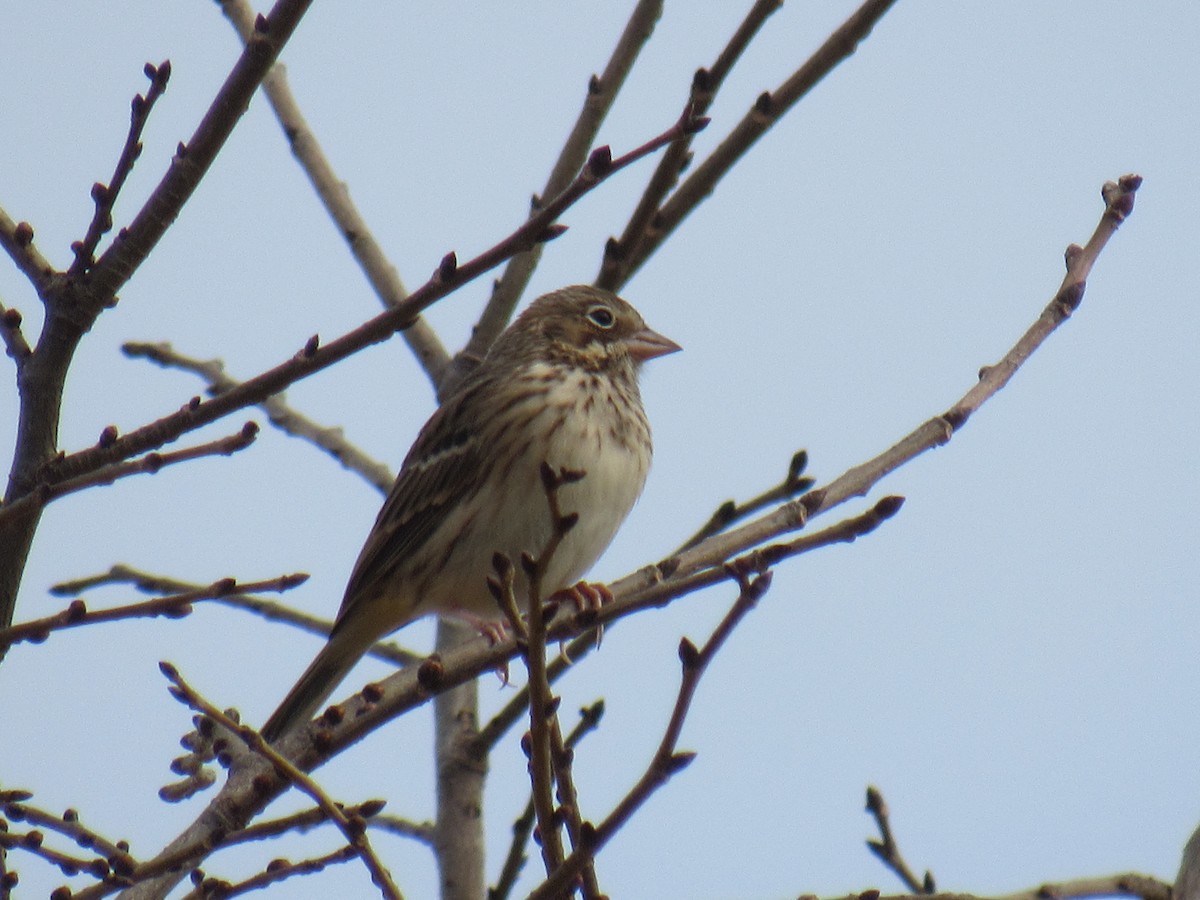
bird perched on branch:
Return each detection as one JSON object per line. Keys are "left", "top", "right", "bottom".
{"left": 261, "top": 285, "right": 680, "bottom": 742}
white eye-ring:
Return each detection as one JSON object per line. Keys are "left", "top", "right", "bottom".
{"left": 586, "top": 304, "right": 616, "bottom": 329}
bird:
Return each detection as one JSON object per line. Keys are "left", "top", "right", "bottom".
{"left": 260, "top": 285, "right": 680, "bottom": 742}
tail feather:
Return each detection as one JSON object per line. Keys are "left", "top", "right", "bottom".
{"left": 260, "top": 630, "right": 371, "bottom": 743}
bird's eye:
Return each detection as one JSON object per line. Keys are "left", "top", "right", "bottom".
{"left": 586, "top": 305, "right": 616, "bottom": 329}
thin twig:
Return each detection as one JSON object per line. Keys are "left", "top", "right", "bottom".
{"left": 529, "top": 564, "right": 774, "bottom": 900}
{"left": 672, "top": 449, "right": 813, "bottom": 554}
{"left": 224, "top": 799, "right": 396, "bottom": 847}
{"left": 0, "top": 421, "right": 259, "bottom": 530}
{"left": 0, "top": 827, "right": 116, "bottom": 888}
{"left": 216, "top": 0, "right": 452, "bottom": 386}
{"left": 160, "top": 662, "right": 405, "bottom": 900}
{"left": 452, "top": 0, "right": 666, "bottom": 396}
{"left": 180, "top": 845, "right": 358, "bottom": 899}
{"left": 0, "top": 801, "right": 135, "bottom": 880}
{"left": 490, "top": 702, "right": 604, "bottom": 900}
{"left": 616, "top": 0, "right": 899, "bottom": 285}
{"left": 0, "top": 573, "right": 307, "bottom": 652}
{"left": 123, "top": 340, "right": 394, "bottom": 492}
{"left": 69, "top": 61, "right": 171, "bottom": 276}
{"left": 49, "top": 564, "right": 421, "bottom": 668}
{"left": 597, "top": 0, "right": 783, "bottom": 291}
{"left": 865, "top": 786, "right": 935, "bottom": 893}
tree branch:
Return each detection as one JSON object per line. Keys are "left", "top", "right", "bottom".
{"left": 448, "top": 0, "right": 665, "bottom": 397}
{"left": 596, "top": 0, "right": 784, "bottom": 291}
{"left": 216, "top": 0, "right": 452, "bottom": 387}
{"left": 0, "top": 423, "right": 260, "bottom": 532}
{"left": 0, "top": 573, "right": 307, "bottom": 652}
{"left": 122, "top": 341, "right": 394, "bottom": 492}
{"left": 613, "top": 0, "right": 899, "bottom": 285}
{"left": 160, "top": 663, "right": 405, "bottom": 900}
{"left": 865, "top": 785, "right": 935, "bottom": 893}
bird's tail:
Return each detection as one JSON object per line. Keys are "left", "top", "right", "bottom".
{"left": 260, "top": 628, "right": 374, "bottom": 744}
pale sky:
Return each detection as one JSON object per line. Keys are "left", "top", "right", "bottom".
{"left": 2, "top": 3, "right": 1198, "bottom": 898}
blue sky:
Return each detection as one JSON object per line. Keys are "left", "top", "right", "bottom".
{"left": 2, "top": 3, "right": 1198, "bottom": 898}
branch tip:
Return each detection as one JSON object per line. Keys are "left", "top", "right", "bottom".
{"left": 874, "top": 495, "right": 904, "bottom": 519}
{"left": 664, "top": 751, "right": 696, "bottom": 774}
{"left": 436, "top": 251, "right": 458, "bottom": 282}
{"left": 586, "top": 145, "right": 613, "bottom": 178}
{"left": 677, "top": 636, "right": 701, "bottom": 668}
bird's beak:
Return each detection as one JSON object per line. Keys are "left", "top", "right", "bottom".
{"left": 627, "top": 327, "right": 682, "bottom": 361}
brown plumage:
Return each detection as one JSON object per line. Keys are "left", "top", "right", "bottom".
{"left": 261, "top": 285, "right": 680, "bottom": 742}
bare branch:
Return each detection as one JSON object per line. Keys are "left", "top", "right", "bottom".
{"left": 69, "top": 61, "right": 171, "bottom": 277}
{"left": 655, "top": 175, "right": 1142, "bottom": 589}
{"left": 597, "top": 0, "right": 784, "bottom": 291}
{"left": 86, "top": 0, "right": 316, "bottom": 306}
{"left": 615, "top": 0, "right": 899, "bottom": 285}
{"left": 672, "top": 448, "right": 813, "bottom": 554}
{"left": 449, "top": 0, "right": 665, "bottom": 396}
{"left": 160, "top": 662, "right": 405, "bottom": 900}
{"left": 0, "top": 422, "right": 260, "bottom": 531}
{"left": 49, "top": 564, "right": 421, "bottom": 668}
{"left": 123, "top": 341, "right": 394, "bottom": 492}
{"left": 0, "top": 573, "right": 307, "bottom": 652}
{"left": 216, "top": 0, "right": 452, "bottom": 387}
{"left": 865, "top": 786, "right": 935, "bottom": 893}
{"left": 529, "top": 564, "right": 774, "bottom": 900}
{"left": 0, "top": 0, "right": 318, "bottom": 631}
{"left": 490, "top": 701, "right": 604, "bottom": 900}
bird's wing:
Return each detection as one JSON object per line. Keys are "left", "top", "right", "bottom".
{"left": 332, "top": 377, "right": 493, "bottom": 629}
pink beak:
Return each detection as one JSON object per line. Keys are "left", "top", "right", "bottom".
{"left": 627, "top": 326, "right": 682, "bottom": 361}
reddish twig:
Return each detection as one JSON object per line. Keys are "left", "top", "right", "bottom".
{"left": 596, "top": 0, "right": 784, "bottom": 291}
{"left": 69, "top": 61, "right": 171, "bottom": 276}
